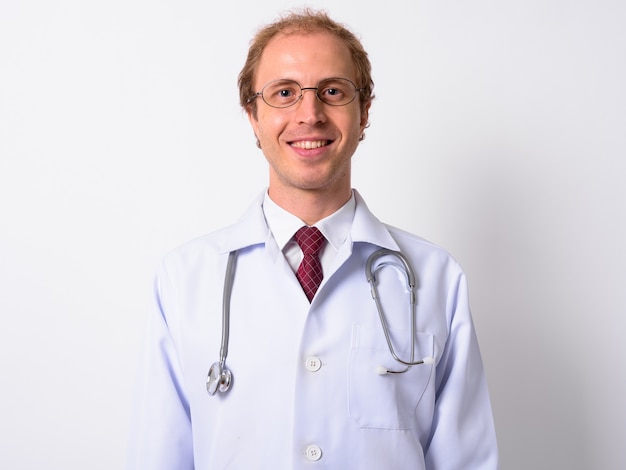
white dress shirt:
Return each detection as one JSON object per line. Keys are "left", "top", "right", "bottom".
{"left": 261, "top": 191, "right": 356, "bottom": 277}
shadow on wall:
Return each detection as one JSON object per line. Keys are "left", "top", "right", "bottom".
{"left": 452, "top": 148, "right": 595, "bottom": 470}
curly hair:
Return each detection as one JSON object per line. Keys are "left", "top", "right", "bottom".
{"left": 238, "top": 9, "right": 374, "bottom": 119}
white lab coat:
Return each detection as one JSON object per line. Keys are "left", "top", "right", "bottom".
{"left": 127, "top": 190, "right": 498, "bottom": 469}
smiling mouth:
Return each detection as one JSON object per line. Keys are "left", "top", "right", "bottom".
{"left": 289, "top": 140, "right": 331, "bottom": 150}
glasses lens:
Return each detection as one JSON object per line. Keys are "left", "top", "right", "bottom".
{"left": 262, "top": 80, "right": 301, "bottom": 108}
{"left": 317, "top": 78, "right": 357, "bottom": 106}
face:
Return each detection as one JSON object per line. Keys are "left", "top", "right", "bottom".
{"left": 247, "top": 32, "right": 370, "bottom": 201}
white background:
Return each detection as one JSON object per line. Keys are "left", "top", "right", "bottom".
{"left": 1, "top": 0, "right": 625, "bottom": 468}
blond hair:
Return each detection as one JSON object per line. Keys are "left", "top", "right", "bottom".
{"left": 238, "top": 9, "right": 374, "bottom": 118}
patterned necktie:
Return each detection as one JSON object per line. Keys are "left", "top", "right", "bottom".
{"left": 295, "top": 226, "right": 326, "bottom": 302}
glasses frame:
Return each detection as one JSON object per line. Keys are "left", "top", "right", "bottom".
{"left": 248, "top": 77, "right": 365, "bottom": 109}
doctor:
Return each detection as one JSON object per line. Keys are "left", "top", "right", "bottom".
{"left": 128, "top": 9, "right": 498, "bottom": 469}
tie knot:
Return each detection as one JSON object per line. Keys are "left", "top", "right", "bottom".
{"left": 295, "top": 226, "right": 325, "bottom": 256}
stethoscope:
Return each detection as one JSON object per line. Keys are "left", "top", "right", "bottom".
{"left": 365, "top": 248, "right": 434, "bottom": 375}
{"left": 207, "top": 248, "right": 433, "bottom": 396}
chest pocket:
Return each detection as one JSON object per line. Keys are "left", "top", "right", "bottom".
{"left": 348, "top": 324, "right": 434, "bottom": 430}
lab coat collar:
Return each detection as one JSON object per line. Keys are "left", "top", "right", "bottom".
{"left": 350, "top": 190, "right": 401, "bottom": 251}
{"left": 213, "top": 191, "right": 270, "bottom": 255}
{"left": 213, "top": 189, "right": 400, "bottom": 255}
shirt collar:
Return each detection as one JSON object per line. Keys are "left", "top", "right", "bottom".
{"left": 262, "top": 191, "right": 356, "bottom": 252}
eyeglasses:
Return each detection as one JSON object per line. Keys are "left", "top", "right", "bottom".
{"left": 249, "top": 78, "right": 365, "bottom": 108}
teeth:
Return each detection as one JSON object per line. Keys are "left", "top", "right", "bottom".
{"left": 291, "top": 140, "right": 328, "bottom": 149}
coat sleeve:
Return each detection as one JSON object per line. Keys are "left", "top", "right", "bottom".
{"left": 425, "top": 269, "right": 499, "bottom": 469}
{"left": 126, "top": 261, "right": 194, "bottom": 470}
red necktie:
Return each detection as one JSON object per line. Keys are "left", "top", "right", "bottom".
{"left": 295, "top": 226, "right": 326, "bottom": 302}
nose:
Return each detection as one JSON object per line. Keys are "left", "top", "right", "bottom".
{"left": 294, "top": 88, "right": 326, "bottom": 125}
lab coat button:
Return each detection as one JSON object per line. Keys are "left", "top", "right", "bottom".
{"left": 305, "top": 444, "right": 322, "bottom": 461}
{"left": 305, "top": 356, "right": 322, "bottom": 372}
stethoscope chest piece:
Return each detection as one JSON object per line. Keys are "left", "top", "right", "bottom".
{"left": 207, "top": 361, "right": 232, "bottom": 395}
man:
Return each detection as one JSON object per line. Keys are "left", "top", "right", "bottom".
{"left": 128, "top": 9, "right": 498, "bottom": 469}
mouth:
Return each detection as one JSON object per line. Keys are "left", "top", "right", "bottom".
{"left": 289, "top": 140, "right": 332, "bottom": 150}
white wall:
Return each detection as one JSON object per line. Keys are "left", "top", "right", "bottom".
{"left": 1, "top": 0, "right": 624, "bottom": 468}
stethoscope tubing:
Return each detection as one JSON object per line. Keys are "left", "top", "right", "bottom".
{"left": 220, "top": 251, "right": 237, "bottom": 367}
{"left": 365, "top": 248, "right": 424, "bottom": 368}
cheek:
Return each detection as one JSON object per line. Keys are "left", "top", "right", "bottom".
{"left": 255, "top": 111, "right": 287, "bottom": 138}
{"left": 346, "top": 106, "right": 366, "bottom": 132}
{"left": 347, "top": 112, "right": 366, "bottom": 139}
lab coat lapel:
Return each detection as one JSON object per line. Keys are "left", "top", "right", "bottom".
{"left": 330, "top": 190, "right": 401, "bottom": 271}
{"left": 314, "top": 190, "right": 401, "bottom": 303}
{"left": 211, "top": 192, "right": 303, "bottom": 294}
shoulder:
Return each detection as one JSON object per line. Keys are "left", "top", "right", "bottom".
{"left": 169, "top": 225, "right": 234, "bottom": 257}
{"left": 384, "top": 224, "right": 443, "bottom": 253}
{"left": 157, "top": 229, "right": 229, "bottom": 281}
{"left": 384, "top": 223, "right": 464, "bottom": 274}
{"left": 161, "top": 192, "right": 270, "bottom": 269}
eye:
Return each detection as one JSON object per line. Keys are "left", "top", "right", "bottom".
{"left": 264, "top": 80, "right": 300, "bottom": 102}
{"left": 320, "top": 86, "right": 344, "bottom": 97}
{"left": 278, "top": 88, "right": 296, "bottom": 98}
{"left": 318, "top": 79, "right": 353, "bottom": 104}
{"left": 322, "top": 88, "right": 344, "bottom": 96}
{"left": 259, "top": 80, "right": 305, "bottom": 108}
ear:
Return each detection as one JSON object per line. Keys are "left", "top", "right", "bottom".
{"left": 246, "top": 107, "right": 257, "bottom": 125}
{"left": 247, "top": 108, "right": 260, "bottom": 140}
{"left": 360, "top": 101, "right": 371, "bottom": 131}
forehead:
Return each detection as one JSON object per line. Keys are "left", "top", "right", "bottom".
{"left": 255, "top": 31, "right": 356, "bottom": 86}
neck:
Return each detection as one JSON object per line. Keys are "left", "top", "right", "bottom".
{"left": 267, "top": 186, "right": 352, "bottom": 225}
